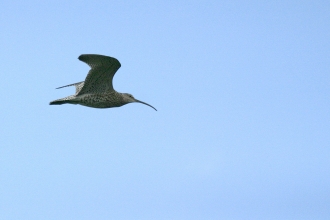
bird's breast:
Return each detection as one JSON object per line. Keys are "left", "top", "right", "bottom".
{"left": 76, "top": 92, "right": 125, "bottom": 108}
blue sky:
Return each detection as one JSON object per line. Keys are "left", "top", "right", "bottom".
{"left": 1, "top": 0, "right": 329, "bottom": 219}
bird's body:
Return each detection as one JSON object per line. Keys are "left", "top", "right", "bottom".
{"left": 50, "top": 54, "right": 157, "bottom": 111}
{"left": 52, "top": 91, "right": 126, "bottom": 108}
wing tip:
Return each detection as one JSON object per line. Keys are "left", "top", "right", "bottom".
{"left": 78, "top": 54, "right": 85, "bottom": 61}
{"left": 78, "top": 54, "right": 121, "bottom": 67}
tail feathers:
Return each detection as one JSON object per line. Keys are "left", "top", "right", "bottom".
{"left": 50, "top": 100, "right": 69, "bottom": 105}
{"left": 50, "top": 95, "right": 76, "bottom": 105}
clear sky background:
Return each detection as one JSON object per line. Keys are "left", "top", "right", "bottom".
{"left": 0, "top": 1, "right": 329, "bottom": 219}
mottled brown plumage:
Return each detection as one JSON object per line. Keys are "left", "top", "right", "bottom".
{"left": 50, "top": 54, "right": 157, "bottom": 111}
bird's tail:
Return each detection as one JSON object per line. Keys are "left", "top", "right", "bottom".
{"left": 49, "top": 95, "right": 76, "bottom": 105}
{"left": 50, "top": 100, "right": 69, "bottom": 105}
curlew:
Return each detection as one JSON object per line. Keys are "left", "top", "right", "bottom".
{"left": 50, "top": 54, "right": 157, "bottom": 111}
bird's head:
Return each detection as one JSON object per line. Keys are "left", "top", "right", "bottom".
{"left": 122, "top": 93, "right": 157, "bottom": 111}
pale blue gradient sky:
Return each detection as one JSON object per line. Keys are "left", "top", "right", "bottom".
{"left": 0, "top": 1, "right": 329, "bottom": 219}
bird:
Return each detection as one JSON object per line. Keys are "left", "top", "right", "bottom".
{"left": 50, "top": 54, "right": 157, "bottom": 111}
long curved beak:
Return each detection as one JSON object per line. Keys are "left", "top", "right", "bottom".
{"left": 135, "top": 99, "right": 157, "bottom": 111}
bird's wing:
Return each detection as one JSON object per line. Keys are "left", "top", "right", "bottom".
{"left": 77, "top": 54, "right": 121, "bottom": 95}
{"left": 56, "top": 81, "right": 84, "bottom": 94}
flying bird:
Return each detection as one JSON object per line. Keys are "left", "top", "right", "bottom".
{"left": 50, "top": 54, "right": 157, "bottom": 111}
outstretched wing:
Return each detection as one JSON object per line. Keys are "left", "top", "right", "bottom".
{"left": 77, "top": 54, "right": 121, "bottom": 95}
{"left": 56, "top": 81, "right": 85, "bottom": 95}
